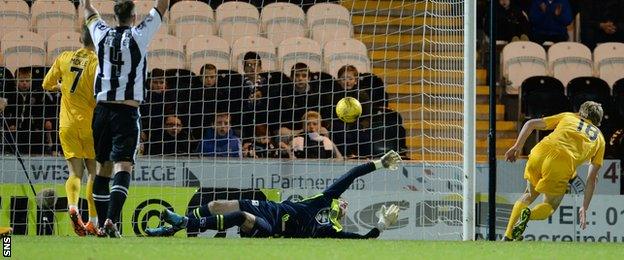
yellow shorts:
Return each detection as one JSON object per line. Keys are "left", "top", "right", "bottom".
{"left": 524, "top": 144, "right": 575, "bottom": 195}
{"left": 59, "top": 127, "right": 95, "bottom": 160}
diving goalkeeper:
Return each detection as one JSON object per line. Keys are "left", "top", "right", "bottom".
{"left": 146, "top": 150, "right": 402, "bottom": 238}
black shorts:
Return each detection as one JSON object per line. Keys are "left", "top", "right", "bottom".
{"left": 92, "top": 102, "right": 140, "bottom": 164}
{"left": 238, "top": 199, "right": 283, "bottom": 237}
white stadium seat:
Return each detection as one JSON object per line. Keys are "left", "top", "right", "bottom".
{"left": 0, "top": 0, "right": 30, "bottom": 37}
{"left": 170, "top": 1, "right": 216, "bottom": 44}
{"left": 261, "top": 3, "right": 306, "bottom": 46}
{"left": 147, "top": 34, "right": 185, "bottom": 70}
{"left": 1, "top": 31, "right": 46, "bottom": 73}
{"left": 548, "top": 42, "right": 593, "bottom": 88}
{"left": 323, "top": 38, "right": 370, "bottom": 78}
{"left": 594, "top": 42, "right": 624, "bottom": 88}
{"left": 31, "top": 0, "right": 78, "bottom": 39}
{"left": 307, "top": 3, "right": 353, "bottom": 46}
{"left": 231, "top": 36, "right": 276, "bottom": 73}
{"left": 277, "top": 37, "right": 322, "bottom": 75}
{"left": 46, "top": 31, "right": 82, "bottom": 65}
{"left": 186, "top": 35, "right": 231, "bottom": 74}
{"left": 501, "top": 41, "right": 547, "bottom": 94}
{"left": 216, "top": 2, "right": 260, "bottom": 46}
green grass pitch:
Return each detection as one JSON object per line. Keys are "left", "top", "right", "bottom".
{"left": 9, "top": 236, "right": 623, "bottom": 259}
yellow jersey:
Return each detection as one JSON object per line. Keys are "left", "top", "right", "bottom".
{"left": 42, "top": 48, "right": 98, "bottom": 129}
{"left": 539, "top": 112, "right": 606, "bottom": 167}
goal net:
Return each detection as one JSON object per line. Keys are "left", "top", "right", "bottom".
{"left": 0, "top": 0, "right": 474, "bottom": 240}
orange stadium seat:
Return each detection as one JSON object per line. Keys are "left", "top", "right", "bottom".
{"left": 186, "top": 35, "right": 231, "bottom": 74}
{"left": 277, "top": 37, "right": 322, "bottom": 75}
{"left": 501, "top": 41, "right": 547, "bottom": 95}
{"left": 261, "top": 2, "right": 306, "bottom": 46}
{"left": 323, "top": 38, "right": 370, "bottom": 78}
{"left": 594, "top": 42, "right": 624, "bottom": 88}
{"left": 1, "top": 31, "right": 46, "bottom": 73}
{"left": 548, "top": 42, "right": 593, "bottom": 87}
{"left": 216, "top": 1, "right": 260, "bottom": 46}
{"left": 231, "top": 36, "right": 276, "bottom": 73}
{"left": 307, "top": 3, "right": 353, "bottom": 46}
{"left": 147, "top": 34, "right": 185, "bottom": 70}
{"left": 46, "top": 31, "right": 82, "bottom": 65}
{"left": 0, "top": 0, "right": 30, "bottom": 37}
{"left": 170, "top": 1, "right": 216, "bottom": 44}
{"left": 31, "top": 0, "right": 78, "bottom": 39}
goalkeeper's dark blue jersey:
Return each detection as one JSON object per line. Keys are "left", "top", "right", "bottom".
{"left": 279, "top": 193, "right": 341, "bottom": 238}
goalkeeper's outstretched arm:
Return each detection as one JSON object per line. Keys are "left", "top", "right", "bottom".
{"left": 323, "top": 150, "right": 402, "bottom": 199}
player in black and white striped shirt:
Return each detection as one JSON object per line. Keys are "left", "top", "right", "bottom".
{"left": 82, "top": 0, "right": 169, "bottom": 237}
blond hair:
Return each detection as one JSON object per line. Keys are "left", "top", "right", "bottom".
{"left": 302, "top": 110, "right": 321, "bottom": 121}
{"left": 579, "top": 101, "right": 603, "bottom": 126}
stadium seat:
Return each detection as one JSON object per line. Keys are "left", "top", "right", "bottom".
{"left": 186, "top": 35, "right": 230, "bottom": 75}
{"left": 501, "top": 41, "right": 548, "bottom": 95}
{"left": 231, "top": 36, "right": 276, "bottom": 73}
{"left": 277, "top": 37, "right": 322, "bottom": 75}
{"left": 261, "top": 3, "right": 306, "bottom": 46}
{"left": 323, "top": 38, "right": 370, "bottom": 78}
{"left": 147, "top": 34, "right": 185, "bottom": 70}
{"left": 216, "top": 2, "right": 260, "bottom": 46}
{"left": 613, "top": 78, "right": 624, "bottom": 121}
{"left": 1, "top": 31, "right": 46, "bottom": 73}
{"left": 31, "top": 0, "right": 78, "bottom": 39}
{"left": 135, "top": 0, "right": 169, "bottom": 35}
{"left": 594, "top": 42, "right": 624, "bottom": 88}
{"left": 170, "top": 1, "right": 215, "bottom": 44}
{"left": 519, "top": 76, "right": 570, "bottom": 120}
{"left": 0, "top": 0, "right": 30, "bottom": 37}
{"left": 307, "top": 3, "right": 353, "bottom": 46}
{"left": 567, "top": 77, "right": 615, "bottom": 135}
{"left": 46, "top": 31, "right": 82, "bottom": 66}
{"left": 547, "top": 42, "right": 593, "bottom": 88}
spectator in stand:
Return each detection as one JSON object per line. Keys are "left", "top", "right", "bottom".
{"left": 279, "top": 63, "right": 323, "bottom": 139}
{"left": 196, "top": 112, "right": 242, "bottom": 158}
{"left": 528, "top": 0, "right": 573, "bottom": 44}
{"left": 291, "top": 111, "right": 342, "bottom": 159}
{"left": 493, "top": 0, "right": 530, "bottom": 42}
{"left": 188, "top": 63, "right": 224, "bottom": 139}
{"left": 3, "top": 68, "right": 49, "bottom": 155}
{"left": 141, "top": 68, "right": 174, "bottom": 132}
{"left": 243, "top": 124, "right": 291, "bottom": 158}
{"left": 147, "top": 115, "right": 194, "bottom": 156}
{"left": 580, "top": 0, "right": 624, "bottom": 50}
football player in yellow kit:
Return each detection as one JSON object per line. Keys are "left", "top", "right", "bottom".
{"left": 42, "top": 25, "right": 98, "bottom": 236}
{"left": 503, "top": 101, "right": 606, "bottom": 241}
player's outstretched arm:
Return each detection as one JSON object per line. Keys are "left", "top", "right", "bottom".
{"left": 81, "top": 0, "right": 98, "bottom": 20}
{"left": 323, "top": 150, "right": 402, "bottom": 199}
{"left": 505, "top": 118, "right": 546, "bottom": 162}
{"left": 579, "top": 163, "right": 600, "bottom": 230}
{"left": 155, "top": 0, "right": 170, "bottom": 16}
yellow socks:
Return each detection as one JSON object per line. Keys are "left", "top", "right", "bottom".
{"left": 65, "top": 174, "right": 81, "bottom": 208}
{"left": 530, "top": 203, "right": 554, "bottom": 220}
{"left": 504, "top": 201, "right": 529, "bottom": 239}
{"left": 86, "top": 177, "right": 98, "bottom": 222}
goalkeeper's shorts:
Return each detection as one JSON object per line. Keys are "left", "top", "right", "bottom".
{"left": 238, "top": 199, "right": 282, "bottom": 237}
{"left": 524, "top": 143, "right": 575, "bottom": 196}
{"left": 59, "top": 126, "right": 95, "bottom": 160}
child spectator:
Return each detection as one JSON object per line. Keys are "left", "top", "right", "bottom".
{"left": 147, "top": 115, "right": 193, "bottom": 156}
{"left": 291, "top": 111, "right": 342, "bottom": 159}
{"left": 196, "top": 112, "right": 242, "bottom": 158}
{"left": 243, "top": 124, "right": 290, "bottom": 158}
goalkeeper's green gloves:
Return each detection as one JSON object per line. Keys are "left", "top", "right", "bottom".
{"left": 376, "top": 204, "right": 400, "bottom": 230}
